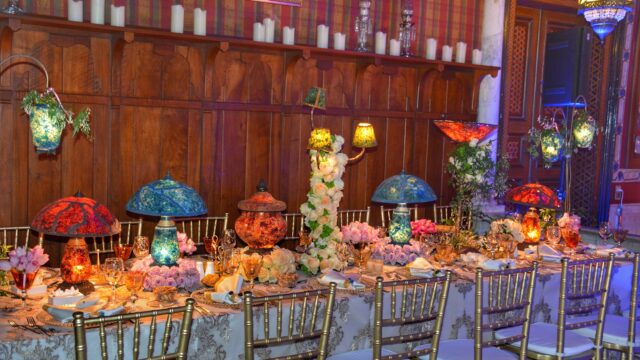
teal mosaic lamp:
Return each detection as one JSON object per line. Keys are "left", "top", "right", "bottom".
{"left": 372, "top": 171, "right": 437, "bottom": 244}
{"left": 126, "top": 173, "right": 207, "bottom": 266}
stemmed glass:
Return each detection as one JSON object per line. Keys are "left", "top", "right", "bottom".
{"left": 124, "top": 271, "right": 146, "bottom": 308}
{"left": 132, "top": 236, "right": 150, "bottom": 258}
{"left": 484, "top": 234, "right": 499, "bottom": 259}
{"left": 545, "top": 226, "right": 561, "bottom": 248}
{"left": 10, "top": 269, "right": 38, "bottom": 309}
{"left": 114, "top": 243, "right": 133, "bottom": 261}
{"left": 598, "top": 222, "right": 611, "bottom": 246}
{"left": 241, "top": 255, "right": 263, "bottom": 290}
{"left": 103, "top": 257, "right": 124, "bottom": 303}
{"left": 203, "top": 235, "right": 219, "bottom": 261}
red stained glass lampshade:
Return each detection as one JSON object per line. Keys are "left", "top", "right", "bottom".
{"left": 434, "top": 120, "right": 497, "bottom": 142}
{"left": 505, "top": 183, "right": 561, "bottom": 209}
{"left": 31, "top": 192, "right": 120, "bottom": 237}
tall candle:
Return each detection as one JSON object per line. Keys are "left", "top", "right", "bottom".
{"left": 333, "top": 32, "right": 346, "bottom": 50}
{"left": 375, "top": 31, "right": 387, "bottom": 55}
{"left": 283, "top": 26, "right": 295, "bottom": 45}
{"left": 317, "top": 24, "right": 329, "bottom": 48}
{"left": 389, "top": 39, "right": 401, "bottom": 56}
{"left": 171, "top": 4, "right": 184, "bottom": 33}
{"left": 110, "top": 5, "right": 125, "bottom": 27}
{"left": 90, "top": 0, "right": 104, "bottom": 24}
{"left": 426, "top": 38, "right": 437, "bottom": 60}
{"left": 253, "top": 22, "right": 265, "bottom": 42}
{"left": 455, "top": 42, "right": 467, "bottom": 63}
{"left": 194, "top": 8, "right": 207, "bottom": 36}
{"left": 263, "top": 18, "right": 275, "bottom": 43}
{"left": 472, "top": 49, "right": 483, "bottom": 65}
{"left": 68, "top": 0, "right": 83, "bottom": 22}
{"left": 442, "top": 45, "right": 453, "bottom": 62}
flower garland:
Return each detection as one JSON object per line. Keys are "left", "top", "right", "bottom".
{"left": 299, "top": 135, "right": 348, "bottom": 275}
{"left": 370, "top": 237, "right": 422, "bottom": 266}
{"left": 258, "top": 247, "right": 298, "bottom": 283}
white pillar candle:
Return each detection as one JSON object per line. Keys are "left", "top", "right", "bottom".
{"left": 263, "top": 18, "right": 275, "bottom": 43}
{"left": 90, "top": 0, "right": 104, "bottom": 24}
{"left": 110, "top": 5, "right": 125, "bottom": 27}
{"left": 389, "top": 38, "right": 401, "bottom": 56}
{"left": 283, "top": 26, "right": 295, "bottom": 45}
{"left": 193, "top": 8, "right": 207, "bottom": 36}
{"left": 472, "top": 49, "right": 483, "bottom": 65}
{"left": 68, "top": 0, "right": 83, "bottom": 22}
{"left": 442, "top": 45, "right": 453, "bottom": 62}
{"left": 253, "top": 22, "right": 265, "bottom": 42}
{"left": 317, "top": 24, "right": 329, "bottom": 48}
{"left": 455, "top": 41, "right": 467, "bottom": 63}
{"left": 375, "top": 31, "right": 387, "bottom": 55}
{"left": 333, "top": 32, "right": 346, "bottom": 50}
{"left": 171, "top": 4, "right": 184, "bottom": 33}
{"left": 426, "top": 38, "right": 437, "bottom": 60}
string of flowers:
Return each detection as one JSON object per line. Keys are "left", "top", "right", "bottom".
{"left": 299, "top": 135, "right": 348, "bottom": 275}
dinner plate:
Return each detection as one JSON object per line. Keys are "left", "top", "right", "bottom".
{"left": 191, "top": 288, "right": 243, "bottom": 309}
{"left": 35, "top": 309, "right": 123, "bottom": 331}
{"left": 308, "top": 278, "right": 372, "bottom": 294}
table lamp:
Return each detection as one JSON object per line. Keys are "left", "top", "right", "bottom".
{"left": 31, "top": 192, "right": 120, "bottom": 293}
{"left": 125, "top": 173, "right": 207, "bottom": 266}
{"left": 372, "top": 171, "right": 437, "bottom": 244}
{"left": 505, "top": 183, "right": 562, "bottom": 243}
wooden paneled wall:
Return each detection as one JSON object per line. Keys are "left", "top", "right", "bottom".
{"left": 0, "top": 16, "right": 496, "bottom": 263}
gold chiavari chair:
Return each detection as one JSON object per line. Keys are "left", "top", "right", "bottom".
{"left": 175, "top": 214, "right": 229, "bottom": 245}
{"left": 337, "top": 207, "right": 371, "bottom": 227}
{"left": 279, "top": 213, "right": 306, "bottom": 249}
{"left": 380, "top": 205, "right": 419, "bottom": 228}
{"left": 243, "top": 283, "right": 338, "bottom": 360}
{"left": 0, "top": 226, "right": 42, "bottom": 253}
{"left": 496, "top": 255, "right": 615, "bottom": 360}
{"left": 569, "top": 253, "right": 640, "bottom": 359}
{"left": 89, "top": 219, "right": 143, "bottom": 263}
{"left": 419, "top": 265, "right": 538, "bottom": 360}
{"left": 73, "top": 298, "right": 196, "bottom": 360}
{"left": 432, "top": 204, "right": 473, "bottom": 230}
{"left": 328, "top": 272, "right": 452, "bottom": 360}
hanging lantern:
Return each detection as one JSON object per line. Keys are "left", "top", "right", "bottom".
{"left": 540, "top": 129, "right": 564, "bottom": 165}
{"left": 522, "top": 208, "right": 541, "bottom": 243}
{"left": 572, "top": 112, "right": 597, "bottom": 149}
{"left": 578, "top": 0, "right": 633, "bottom": 41}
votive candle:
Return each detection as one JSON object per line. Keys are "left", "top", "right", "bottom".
{"left": 389, "top": 38, "right": 401, "bottom": 56}
{"left": 455, "top": 41, "right": 467, "bottom": 63}
{"left": 283, "top": 26, "right": 295, "bottom": 45}
{"left": 442, "top": 45, "right": 453, "bottom": 62}
{"left": 263, "top": 18, "right": 275, "bottom": 43}
{"left": 253, "top": 22, "right": 265, "bottom": 42}
{"left": 472, "top": 49, "right": 483, "bottom": 65}
{"left": 333, "top": 32, "right": 346, "bottom": 50}
{"left": 317, "top": 24, "right": 329, "bottom": 48}
{"left": 426, "top": 38, "right": 437, "bottom": 60}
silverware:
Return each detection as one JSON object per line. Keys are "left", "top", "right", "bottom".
{"left": 27, "top": 316, "right": 50, "bottom": 336}
{"left": 194, "top": 304, "right": 212, "bottom": 316}
{"left": 8, "top": 320, "right": 40, "bottom": 335}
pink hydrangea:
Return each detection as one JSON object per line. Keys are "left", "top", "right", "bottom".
{"left": 370, "top": 237, "right": 422, "bottom": 266}
{"left": 411, "top": 219, "right": 437, "bottom": 237}
{"left": 177, "top": 232, "right": 197, "bottom": 255}
{"left": 0, "top": 245, "right": 49, "bottom": 273}
{"left": 341, "top": 221, "right": 378, "bottom": 245}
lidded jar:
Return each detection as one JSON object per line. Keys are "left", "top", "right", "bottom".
{"left": 234, "top": 180, "right": 287, "bottom": 250}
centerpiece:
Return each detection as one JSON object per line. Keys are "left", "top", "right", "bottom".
{"left": 257, "top": 247, "right": 297, "bottom": 285}
{"left": 487, "top": 219, "right": 525, "bottom": 259}
{"left": 558, "top": 212, "right": 581, "bottom": 254}
{"left": 341, "top": 221, "right": 378, "bottom": 267}
{"left": 0, "top": 245, "right": 49, "bottom": 308}
{"left": 234, "top": 180, "right": 287, "bottom": 251}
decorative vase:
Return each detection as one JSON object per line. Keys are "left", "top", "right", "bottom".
{"left": 151, "top": 216, "right": 180, "bottom": 266}
{"left": 234, "top": 181, "right": 287, "bottom": 251}
{"left": 522, "top": 208, "right": 541, "bottom": 243}
{"left": 60, "top": 238, "right": 92, "bottom": 284}
{"left": 388, "top": 203, "right": 412, "bottom": 244}
{"left": 28, "top": 104, "right": 63, "bottom": 154}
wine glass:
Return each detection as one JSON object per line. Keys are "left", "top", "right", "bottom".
{"left": 203, "top": 235, "right": 219, "bottom": 261}
{"left": 224, "top": 249, "right": 241, "bottom": 275}
{"left": 103, "top": 257, "right": 124, "bottom": 303}
{"left": 115, "top": 243, "right": 133, "bottom": 261}
{"left": 561, "top": 228, "right": 580, "bottom": 256}
{"left": 241, "top": 255, "right": 263, "bottom": 290}
{"left": 355, "top": 243, "right": 372, "bottom": 273}
{"left": 546, "top": 226, "right": 561, "bottom": 248}
{"left": 132, "top": 236, "right": 149, "bottom": 258}
{"left": 484, "top": 234, "right": 499, "bottom": 259}
{"left": 10, "top": 269, "right": 38, "bottom": 309}
{"left": 124, "top": 271, "right": 146, "bottom": 308}
{"left": 598, "top": 222, "right": 611, "bottom": 246}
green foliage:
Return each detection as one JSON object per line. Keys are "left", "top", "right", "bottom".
{"left": 21, "top": 89, "right": 92, "bottom": 138}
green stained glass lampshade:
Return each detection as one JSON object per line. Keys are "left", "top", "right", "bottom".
{"left": 125, "top": 173, "right": 207, "bottom": 217}
{"left": 371, "top": 171, "right": 437, "bottom": 204}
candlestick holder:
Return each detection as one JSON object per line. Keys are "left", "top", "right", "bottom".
{"left": 354, "top": 0, "right": 373, "bottom": 52}
{"left": 399, "top": 2, "right": 415, "bottom": 57}
{"left": 1, "top": 0, "right": 23, "bottom": 15}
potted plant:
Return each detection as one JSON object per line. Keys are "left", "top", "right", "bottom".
{"left": 21, "top": 88, "right": 91, "bottom": 154}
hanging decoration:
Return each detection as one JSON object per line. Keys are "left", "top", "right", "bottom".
{"left": 527, "top": 111, "right": 565, "bottom": 168}
{"left": 578, "top": 0, "right": 633, "bottom": 41}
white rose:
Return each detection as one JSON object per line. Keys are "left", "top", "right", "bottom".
{"left": 469, "top": 138, "right": 479, "bottom": 147}
{"left": 317, "top": 249, "right": 330, "bottom": 260}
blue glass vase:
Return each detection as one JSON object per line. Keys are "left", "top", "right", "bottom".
{"left": 151, "top": 216, "right": 180, "bottom": 266}
{"left": 388, "top": 204, "right": 412, "bottom": 244}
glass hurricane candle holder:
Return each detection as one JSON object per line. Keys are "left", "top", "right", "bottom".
{"left": 60, "top": 238, "right": 93, "bottom": 285}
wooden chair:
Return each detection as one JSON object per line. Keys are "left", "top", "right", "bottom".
{"left": 496, "top": 255, "right": 615, "bottom": 360}
{"left": 423, "top": 265, "right": 538, "bottom": 360}
{"left": 379, "top": 205, "right": 419, "bottom": 228}
{"left": 73, "top": 298, "right": 196, "bottom": 360}
{"left": 243, "top": 283, "right": 338, "bottom": 360}
{"left": 328, "top": 272, "right": 453, "bottom": 360}
{"left": 433, "top": 204, "right": 473, "bottom": 231}
{"left": 175, "top": 214, "right": 229, "bottom": 245}
{"left": 0, "top": 226, "right": 41, "bottom": 252}
{"left": 337, "top": 207, "right": 371, "bottom": 227}
{"left": 89, "top": 219, "right": 143, "bottom": 263}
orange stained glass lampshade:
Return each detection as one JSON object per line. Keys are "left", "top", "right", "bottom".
{"left": 505, "top": 183, "right": 561, "bottom": 209}
{"left": 434, "top": 120, "right": 497, "bottom": 142}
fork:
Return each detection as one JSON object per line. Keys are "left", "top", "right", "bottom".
{"left": 27, "top": 316, "right": 50, "bottom": 336}
{"left": 8, "top": 320, "right": 40, "bottom": 335}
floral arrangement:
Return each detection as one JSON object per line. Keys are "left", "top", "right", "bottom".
{"left": 370, "top": 237, "right": 422, "bottom": 266}
{"left": 489, "top": 219, "right": 525, "bottom": 243}
{"left": 341, "top": 221, "right": 378, "bottom": 245}
{"left": 131, "top": 256, "right": 201, "bottom": 292}
{"left": 299, "top": 135, "right": 348, "bottom": 275}
{"left": 558, "top": 213, "right": 581, "bottom": 232}
{"left": 527, "top": 115, "right": 565, "bottom": 168}
{"left": 0, "top": 245, "right": 49, "bottom": 274}
{"left": 177, "top": 231, "right": 197, "bottom": 256}
{"left": 258, "top": 247, "right": 297, "bottom": 283}
{"left": 411, "top": 219, "right": 437, "bottom": 237}
{"left": 22, "top": 89, "right": 91, "bottom": 137}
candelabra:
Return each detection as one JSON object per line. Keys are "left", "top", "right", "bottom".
{"left": 354, "top": 0, "right": 373, "bottom": 52}
{"left": 399, "top": 2, "right": 416, "bottom": 57}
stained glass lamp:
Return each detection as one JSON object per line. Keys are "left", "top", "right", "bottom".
{"left": 579, "top": 0, "right": 633, "bottom": 40}
{"left": 31, "top": 192, "right": 120, "bottom": 292}
{"left": 434, "top": 120, "right": 497, "bottom": 143}
{"left": 126, "top": 173, "right": 207, "bottom": 266}
{"left": 349, "top": 122, "right": 377, "bottom": 161}
{"left": 372, "top": 172, "right": 437, "bottom": 244}
{"left": 505, "top": 183, "right": 561, "bottom": 210}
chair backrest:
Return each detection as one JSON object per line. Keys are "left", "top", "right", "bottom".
{"left": 433, "top": 204, "right": 473, "bottom": 230}
{"left": 175, "top": 214, "right": 229, "bottom": 245}
{"left": 0, "top": 226, "right": 42, "bottom": 252}
{"left": 89, "top": 219, "right": 143, "bottom": 262}
{"left": 372, "top": 271, "right": 452, "bottom": 360}
{"left": 337, "top": 207, "right": 371, "bottom": 227}
{"left": 282, "top": 213, "right": 306, "bottom": 241}
{"left": 243, "top": 283, "right": 338, "bottom": 360}
{"left": 475, "top": 264, "right": 538, "bottom": 360}
{"left": 73, "top": 298, "right": 196, "bottom": 360}
{"left": 624, "top": 253, "right": 640, "bottom": 358}
{"left": 379, "top": 205, "right": 419, "bottom": 228}
{"left": 557, "top": 255, "right": 614, "bottom": 358}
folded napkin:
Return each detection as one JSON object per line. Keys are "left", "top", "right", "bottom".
{"left": 318, "top": 270, "right": 365, "bottom": 289}
{"left": 215, "top": 273, "right": 243, "bottom": 294}
{"left": 43, "top": 296, "right": 112, "bottom": 323}
{"left": 460, "top": 252, "right": 488, "bottom": 267}
{"left": 539, "top": 244, "right": 564, "bottom": 263}
{"left": 406, "top": 258, "right": 438, "bottom": 278}
{"left": 586, "top": 244, "right": 630, "bottom": 258}
{"left": 209, "top": 291, "right": 239, "bottom": 304}
{"left": 482, "top": 259, "right": 516, "bottom": 271}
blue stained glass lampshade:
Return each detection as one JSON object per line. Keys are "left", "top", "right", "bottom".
{"left": 125, "top": 173, "right": 208, "bottom": 217}
{"left": 371, "top": 171, "right": 437, "bottom": 204}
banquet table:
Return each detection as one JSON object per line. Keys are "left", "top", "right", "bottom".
{"left": 0, "top": 257, "right": 634, "bottom": 360}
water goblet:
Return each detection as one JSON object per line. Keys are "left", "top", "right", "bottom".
{"left": 10, "top": 269, "right": 38, "bottom": 310}
{"left": 103, "top": 257, "right": 124, "bottom": 303}
{"left": 598, "top": 222, "right": 611, "bottom": 246}
{"left": 132, "top": 236, "right": 149, "bottom": 258}
{"left": 545, "top": 226, "right": 561, "bottom": 248}
{"left": 241, "top": 255, "right": 263, "bottom": 290}
{"left": 203, "top": 235, "right": 219, "bottom": 261}
{"left": 124, "top": 271, "right": 146, "bottom": 307}
{"left": 561, "top": 228, "right": 580, "bottom": 256}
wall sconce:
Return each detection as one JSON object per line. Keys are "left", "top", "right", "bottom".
{"left": 349, "top": 122, "right": 377, "bottom": 162}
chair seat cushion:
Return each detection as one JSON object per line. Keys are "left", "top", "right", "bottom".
{"left": 568, "top": 314, "right": 640, "bottom": 347}
{"left": 414, "top": 339, "right": 518, "bottom": 360}
{"left": 327, "top": 348, "right": 396, "bottom": 360}
{"left": 495, "top": 322, "right": 593, "bottom": 357}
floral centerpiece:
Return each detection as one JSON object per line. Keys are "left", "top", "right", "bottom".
{"left": 258, "top": 247, "right": 297, "bottom": 283}
{"left": 341, "top": 221, "right": 378, "bottom": 245}
{"left": 371, "top": 237, "right": 422, "bottom": 266}
{"left": 487, "top": 219, "right": 524, "bottom": 258}
{"left": 411, "top": 219, "right": 437, "bottom": 238}
{"left": 177, "top": 232, "right": 197, "bottom": 255}
{"left": 558, "top": 213, "right": 581, "bottom": 250}
{"left": 0, "top": 245, "right": 49, "bottom": 306}
{"left": 299, "top": 135, "right": 348, "bottom": 275}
